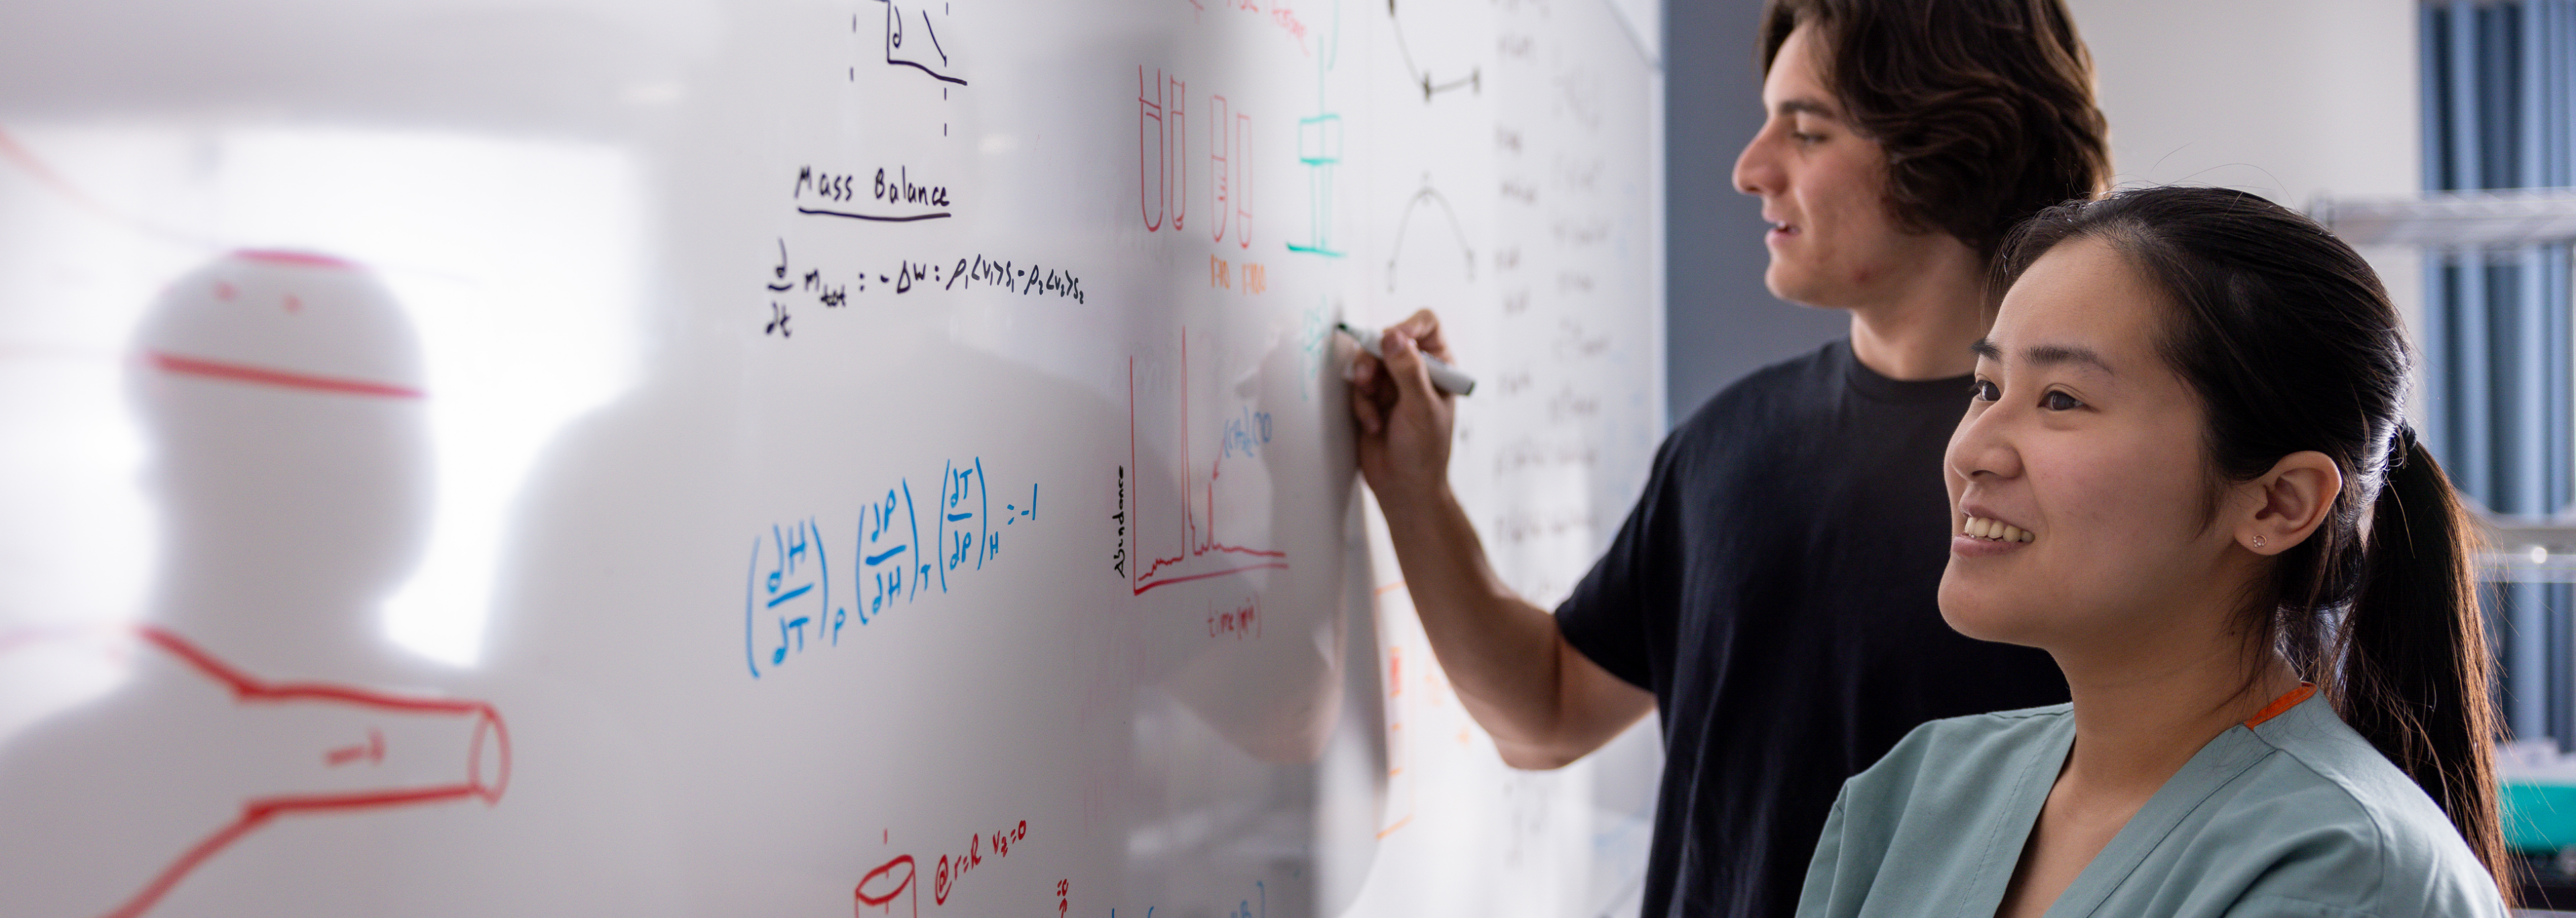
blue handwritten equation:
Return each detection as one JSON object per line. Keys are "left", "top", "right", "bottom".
{"left": 1221, "top": 407, "right": 1272, "bottom": 460}
{"left": 744, "top": 457, "right": 1040, "bottom": 678}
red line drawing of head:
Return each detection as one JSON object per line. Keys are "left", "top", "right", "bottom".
{"left": 130, "top": 249, "right": 438, "bottom": 651}
{"left": 0, "top": 147, "right": 506, "bottom": 918}
{"left": 137, "top": 250, "right": 427, "bottom": 400}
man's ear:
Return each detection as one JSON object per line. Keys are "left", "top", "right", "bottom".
{"left": 2235, "top": 450, "right": 2342, "bottom": 556}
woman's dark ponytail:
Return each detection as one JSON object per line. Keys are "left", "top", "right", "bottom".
{"left": 1996, "top": 187, "right": 2511, "bottom": 897}
{"left": 2343, "top": 432, "right": 2505, "bottom": 882}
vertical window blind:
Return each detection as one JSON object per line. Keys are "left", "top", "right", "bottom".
{"left": 2423, "top": 0, "right": 2576, "bottom": 748}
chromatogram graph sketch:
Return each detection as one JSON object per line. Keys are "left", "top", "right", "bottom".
{"left": 1128, "top": 333, "right": 1290, "bottom": 596}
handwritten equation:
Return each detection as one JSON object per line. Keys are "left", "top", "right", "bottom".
{"left": 1208, "top": 595, "right": 1260, "bottom": 640}
{"left": 760, "top": 240, "right": 1086, "bottom": 338}
{"left": 1100, "top": 880, "right": 1265, "bottom": 918}
{"left": 743, "top": 458, "right": 1038, "bottom": 678}
{"left": 1208, "top": 254, "right": 1267, "bottom": 294}
{"left": 933, "top": 819, "right": 1026, "bottom": 904}
{"left": 853, "top": 820, "right": 1029, "bottom": 917}
{"left": 1220, "top": 406, "right": 1271, "bottom": 460}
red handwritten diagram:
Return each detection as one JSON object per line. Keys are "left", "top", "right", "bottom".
{"left": 1138, "top": 66, "right": 1187, "bottom": 233}
{"left": 1137, "top": 67, "right": 1252, "bottom": 247}
{"left": 1128, "top": 331, "right": 1290, "bottom": 595}
{"left": 853, "top": 821, "right": 1026, "bottom": 917}
{"left": 90, "top": 626, "right": 511, "bottom": 918}
{"left": 1379, "top": 636, "right": 1415, "bottom": 839}
{"left": 855, "top": 854, "right": 918, "bottom": 917}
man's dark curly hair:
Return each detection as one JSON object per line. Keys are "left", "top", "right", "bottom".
{"left": 1760, "top": 0, "right": 2111, "bottom": 262}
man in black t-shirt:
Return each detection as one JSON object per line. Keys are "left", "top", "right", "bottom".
{"left": 1345, "top": 2, "right": 2112, "bottom": 915}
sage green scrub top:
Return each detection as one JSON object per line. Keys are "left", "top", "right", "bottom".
{"left": 1794, "top": 691, "right": 2507, "bottom": 917}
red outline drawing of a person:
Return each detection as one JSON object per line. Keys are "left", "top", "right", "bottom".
{"left": 0, "top": 250, "right": 511, "bottom": 917}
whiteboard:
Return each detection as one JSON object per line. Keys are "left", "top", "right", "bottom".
{"left": 0, "top": 0, "right": 1665, "bottom": 915}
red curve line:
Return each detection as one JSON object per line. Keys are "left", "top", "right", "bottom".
{"left": 1205, "top": 544, "right": 1289, "bottom": 558}
{"left": 1129, "top": 542, "right": 1291, "bottom": 588}
{"left": 1132, "top": 553, "right": 1190, "bottom": 583}
{"left": 98, "top": 627, "right": 511, "bottom": 918}
{"left": 0, "top": 127, "right": 129, "bottom": 227}
{"left": 147, "top": 351, "right": 425, "bottom": 399}
{"left": 0, "top": 126, "right": 223, "bottom": 250}
{"left": 0, "top": 625, "right": 95, "bottom": 656}
{"left": 1133, "top": 562, "right": 1293, "bottom": 595}
{"left": 138, "top": 627, "right": 492, "bottom": 720}
{"left": 231, "top": 249, "right": 359, "bottom": 270}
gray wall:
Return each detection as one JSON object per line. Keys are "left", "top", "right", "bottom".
{"left": 1662, "top": 0, "right": 1847, "bottom": 423}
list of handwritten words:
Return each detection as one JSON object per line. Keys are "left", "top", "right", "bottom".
{"left": 745, "top": 457, "right": 1038, "bottom": 678}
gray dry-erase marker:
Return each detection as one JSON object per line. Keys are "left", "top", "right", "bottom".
{"left": 1338, "top": 322, "right": 1477, "bottom": 396}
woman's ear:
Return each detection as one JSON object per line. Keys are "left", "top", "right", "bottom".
{"left": 2236, "top": 450, "right": 2343, "bottom": 556}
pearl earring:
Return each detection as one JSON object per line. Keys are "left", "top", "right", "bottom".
{"left": 2253, "top": 535, "right": 2267, "bottom": 548}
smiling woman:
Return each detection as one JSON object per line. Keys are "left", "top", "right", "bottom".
{"left": 1794, "top": 187, "right": 2514, "bottom": 917}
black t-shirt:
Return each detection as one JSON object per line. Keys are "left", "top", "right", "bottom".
{"left": 1557, "top": 339, "right": 2068, "bottom": 918}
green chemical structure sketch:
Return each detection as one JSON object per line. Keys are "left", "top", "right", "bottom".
{"left": 1288, "top": 0, "right": 1344, "bottom": 258}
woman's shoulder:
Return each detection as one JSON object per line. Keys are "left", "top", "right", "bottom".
{"left": 1878, "top": 702, "right": 2072, "bottom": 759}
{"left": 1796, "top": 704, "right": 2077, "bottom": 917}
{"left": 2198, "top": 699, "right": 2507, "bottom": 915}
{"left": 1843, "top": 703, "right": 2073, "bottom": 805}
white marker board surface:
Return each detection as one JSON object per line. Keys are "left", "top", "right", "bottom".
{"left": 0, "top": 0, "right": 1665, "bottom": 915}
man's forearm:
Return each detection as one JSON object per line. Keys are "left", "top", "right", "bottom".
{"left": 1375, "top": 483, "right": 1580, "bottom": 754}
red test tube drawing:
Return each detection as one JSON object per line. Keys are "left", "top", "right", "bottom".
{"left": 1139, "top": 66, "right": 1165, "bottom": 232}
{"left": 1169, "top": 75, "right": 1187, "bottom": 232}
{"left": 855, "top": 854, "right": 918, "bottom": 918}
{"left": 1139, "top": 68, "right": 1188, "bottom": 234}
{"left": 1233, "top": 109, "right": 1250, "bottom": 248}
{"left": 1210, "top": 95, "right": 1231, "bottom": 244}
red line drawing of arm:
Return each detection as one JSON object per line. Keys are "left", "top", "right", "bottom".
{"left": 94, "top": 627, "right": 511, "bottom": 918}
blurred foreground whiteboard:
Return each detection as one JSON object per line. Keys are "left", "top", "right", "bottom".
{"left": 0, "top": 0, "right": 1665, "bottom": 916}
